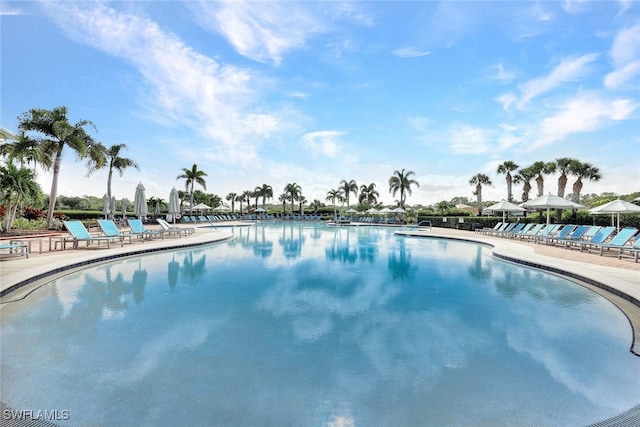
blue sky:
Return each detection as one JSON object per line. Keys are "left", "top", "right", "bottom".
{"left": 1, "top": 1, "right": 639, "bottom": 207}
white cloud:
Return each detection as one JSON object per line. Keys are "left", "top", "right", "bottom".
{"left": 302, "top": 130, "right": 345, "bottom": 157}
{"left": 193, "top": 0, "right": 325, "bottom": 65}
{"left": 42, "top": 2, "right": 287, "bottom": 166}
{"left": 494, "top": 63, "right": 517, "bottom": 83}
{"left": 449, "top": 126, "right": 491, "bottom": 154}
{"left": 517, "top": 53, "right": 599, "bottom": 108}
{"left": 531, "top": 93, "right": 638, "bottom": 150}
{"left": 605, "top": 23, "right": 640, "bottom": 89}
{"left": 392, "top": 47, "right": 431, "bottom": 58}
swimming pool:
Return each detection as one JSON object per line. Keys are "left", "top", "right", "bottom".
{"left": 1, "top": 223, "right": 639, "bottom": 426}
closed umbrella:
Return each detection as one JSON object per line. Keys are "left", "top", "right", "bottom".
{"left": 589, "top": 199, "right": 640, "bottom": 231}
{"left": 168, "top": 187, "right": 180, "bottom": 224}
{"left": 522, "top": 193, "right": 584, "bottom": 226}
{"left": 485, "top": 200, "right": 525, "bottom": 223}
{"left": 155, "top": 200, "right": 161, "bottom": 216}
{"left": 121, "top": 199, "right": 127, "bottom": 219}
{"left": 110, "top": 196, "right": 117, "bottom": 220}
{"left": 102, "top": 194, "right": 110, "bottom": 219}
{"left": 134, "top": 182, "right": 148, "bottom": 219}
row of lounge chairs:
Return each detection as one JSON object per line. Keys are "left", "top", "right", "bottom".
{"left": 476, "top": 222, "right": 640, "bottom": 262}
{"left": 56, "top": 219, "right": 195, "bottom": 250}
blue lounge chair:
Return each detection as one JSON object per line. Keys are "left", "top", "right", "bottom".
{"left": 0, "top": 242, "right": 29, "bottom": 258}
{"left": 553, "top": 225, "right": 589, "bottom": 248}
{"left": 570, "top": 226, "right": 616, "bottom": 252}
{"left": 63, "top": 220, "right": 124, "bottom": 249}
{"left": 538, "top": 225, "right": 575, "bottom": 245}
{"left": 516, "top": 223, "right": 544, "bottom": 240}
{"left": 98, "top": 219, "right": 141, "bottom": 244}
{"left": 127, "top": 218, "right": 165, "bottom": 240}
{"left": 617, "top": 235, "right": 640, "bottom": 262}
{"left": 589, "top": 227, "right": 638, "bottom": 257}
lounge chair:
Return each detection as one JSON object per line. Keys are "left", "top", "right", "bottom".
{"left": 618, "top": 235, "right": 640, "bottom": 262}
{"left": 588, "top": 227, "right": 638, "bottom": 257}
{"left": 63, "top": 220, "right": 124, "bottom": 249}
{"left": 127, "top": 218, "right": 165, "bottom": 240}
{"left": 515, "top": 223, "right": 544, "bottom": 240}
{"left": 552, "top": 225, "right": 589, "bottom": 248}
{"left": 569, "top": 226, "right": 616, "bottom": 252}
{"left": 97, "top": 219, "right": 141, "bottom": 244}
{"left": 538, "top": 225, "right": 575, "bottom": 245}
{"left": 533, "top": 224, "right": 561, "bottom": 243}
{"left": 157, "top": 218, "right": 194, "bottom": 237}
{"left": 0, "top": 242, "right": 29, "bottom": 258}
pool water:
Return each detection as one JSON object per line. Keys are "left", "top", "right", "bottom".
{"left": 2, "top": 223, "right": 639, "bottom": 426}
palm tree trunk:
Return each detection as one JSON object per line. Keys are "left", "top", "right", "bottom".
{"left": 107, "top": 168, "right": 114, "bottom": 219}
{"left": 572, "top": 179, "right": 583, "bottom": 203}
{"left": 476, "top": 185, "right": 483, "bottom": 215}
{"left": 555, "top": 174, "right": 568, "bottom": 222}
{"left": 536, "top": 177, "right": 544, "bottom": 197}
{"left": 47, "top": 152, "right": 63, "bottom": 226}
{"left": 506, "top": 176, "right": 513, "bottom": 202}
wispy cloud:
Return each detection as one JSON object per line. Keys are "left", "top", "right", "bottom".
{"left": 42, "top": 1, "right": 286, "bottom": 165}
{"left": 302, "top": 130, "right": 345, "bottom": 158}
{"left": 530, "top": 93, "right": 638, "bottom": 150}
{"left": 392, "top": 47, "right": 431, "bottom": 58}
{"left": 517, "top": 53, "right": 599, "bottom": 107}
{"left": 192, "top": 0, "right": 325, "bottom": 66}
{"left": 449, "top": 126, "right": 491, "bottom": 154}
{"left": 604, "top": 22, "right": 640, "bottom": 89}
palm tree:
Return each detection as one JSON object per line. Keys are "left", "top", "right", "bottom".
{"left": 569, "top": 160, "right": 601, "bottom": 203}
{"left": 242, "top": 190, "right": 253, "bottom": 212}
{"left": 256, "top": 183, "right": 273, "bottom": 209}
{"left": 310, "top": 199, "right": 323, "bottom": 214}
{"left": 278, "top": 193, "right": 287, "bottom": 213}
{"left": 514, "top": 167, "right": 535, "bottom": 202}
{"left": 469, "top": 173, "right": 492, "bottom": 215}
{"left": 18, "top": 106, "right": 98, "bottom": 226}
{"left": 496, "top": 160, "right": 519, "bottom": 202}
{"left": 554, "top": 157, "right": 574, "bottom": 221}
{"left": 389, "top": 169, "right": 420, "bottom": 209}
{"left": 359, "top": 183, "right": 379, "bottom": 207}
{"left": 528, "top": 161, "right": 556, "bottom": 197}
{"left": 326, "top": 188, "right": 342, "bottom": 220}
{"left": 298, "top": 195, "right": 307, "bottom": 215}
{"left": 284, "top": 183, "right": 301, "bottom": 215}
{"left": 0, "top": 131, "right": 41, "bottom": 170}
{"left": 176, "top": 163, "right": 207, "bottom": 214}
{"left": 235, "top": 193, "right": 246, "bottom": 215}
{"left": 0, "top": 160, "right": 40, "bottom": 231}
{"left": 226, "top": 192, "right": 237, "bottom": 213}
{"left": 87, "top": 143, "right": 139, "bottom": 219}
{"left": 339, "top": 179, "right": 358, "bottom": 208}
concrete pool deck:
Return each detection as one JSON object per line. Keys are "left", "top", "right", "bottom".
{"left": 1, "top": 222, "right": 639, "bottom": 355}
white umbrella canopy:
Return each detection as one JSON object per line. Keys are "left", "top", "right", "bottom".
{"left": 213, "top": 205, "right": 230, "bottom": 212}
{"left": 392, "top": 207, "right": 406, "bottom": 213}
{"left": 134, "top": 183, "right": 148, "bottom": 218}
{"left": 192, "top": 202, "right": 212, "bottom": 211}
{"left": 345, "top": 208, "right": 359, "bottom": 213}
{"left": 522, "top": 193, "right": 584, "bottom": 226}
{"left": 379, "top": 207, "right": 393, "bottom": 214}
{"left": 102, "top": 194, "right": 111, "bottom": 219}
{"left": 485, "top": 200, "right": 526, "bottom": 223}
{"left": 255, "top": 207, "right": 266, "bottom": 213}
{"left": 589, "top": 199, "right": 640, "bottom": 231}
{"left": 366, "top": 207, "right": 380, "bottom": 214}
{"left": 168, "top": 187, "right": 180, "bottom": 224}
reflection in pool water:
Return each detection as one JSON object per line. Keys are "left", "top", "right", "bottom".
{"left": 2, "top": 223, "right": 639, "bottom": 426}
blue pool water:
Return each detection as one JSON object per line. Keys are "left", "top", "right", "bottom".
{"left": 1, "top": 223, "right": 639, "bottom": 426}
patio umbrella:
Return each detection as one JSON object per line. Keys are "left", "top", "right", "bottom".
{"left": 192, "top": 202, "right": 212, "bottom": 211}
{"left": 154, "top": 200, "right": 161, "bottom": 216}
{"left": 392, "top": 207, "right": 406, "bottom": 213}
{"left": 521, "top": 193, "right": 584, "bottom": 226}
{"left": 168, "top": 187, "right": 180, "bottom": 224}
{"left": 366, "top": 207, "right": 380, "bottom": 214}
{"left": 110, "top": 196, "right": 117, "bottom": 220}
{"left": 134, "top": 182, "right": 148, "bottom": 219}
{"left": 213, "top": 205, "right": 230, "bottom": 212}
{"left": 485, "top": 200, "right": 525, "bottom": 223}
{"left": 255, "top": 207, "right": 266, "bottom": 213}
{"left": 345, "top": 208, "right": 359, "bottom": 214}
{"left": 589, "top": 199, "right": 640, "bottom": 231}
{"left": 121, "top": 199, "right": 127, "bottom": 219}
{"left": 102, "top": 194, "right": 110, "bottom": 219}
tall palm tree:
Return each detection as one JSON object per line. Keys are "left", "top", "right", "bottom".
{"left": 176, "top": 163, "right": 207, "bottom": 214}
{"left": 554, "top": 157, "right": 575, "bottom": 221}
{"left": 469, "top": 173, "right": 492, "bottom": 215}
{"left": 242, "top": 190, "right": 253, "bottom": 212}
{"left": 298, "top": 195, "right": 307, "bottom": 215}
{"left": 310, "top": 199, "right": 323, "bottom": 214}
{"left": 339, "top": 179, "right": 358, "bottom": 208}
{"left": 256, "top": 183, "right": 273, "bottom": 209}
{"left": 235, "top": 193, "right": 246, "bottom": 215}
{"left": 359, "top": 182, "right": 379, "bottom": 207}
{"left": 569, "top": 160, "right": 601, "bottom": 203}
{"left": 528, "top": 161, "right": 556, "bottom": 197}
{"left": 284, "top": 183, "right": 301, "bottom": 214}
{"left": 326, "top": 188, "right": 342, "bottom": 220}
{"left": 87, "top": 143, "right": 139, "bottom": 219}
{"left": 278, "top": 193, "right": 288, "bottom": 213}
{"left": 389, "top": 169, "right": 419, "bottom": 209}
{"left": 514, "top": 167, "right": 535, "bottom": 203}
{"left": 496, "top": 160, "right": 519, "bottom": 202}
{"left": 0, "top": 160, "right": 40, "bottom": 231}
{"left": 226, "top": 192, "right": 237, "bottom": 213}
{"left": 18, "top": 106, "right": 98, "bottom": 226}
